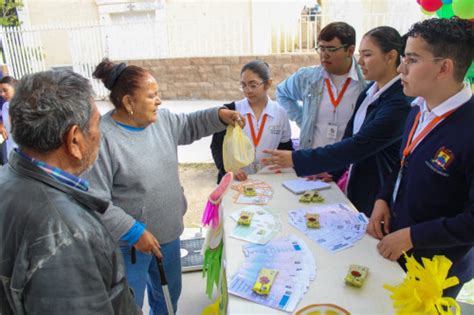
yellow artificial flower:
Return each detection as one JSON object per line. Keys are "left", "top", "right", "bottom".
{"left": 384, "top": 254, "right": 461, "bottom": 315}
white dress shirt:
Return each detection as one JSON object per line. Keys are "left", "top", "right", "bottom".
{"left": 353, "top": 75, "right": 401, "bottom": 134}
{"left": 410, "top": 83, "right": 472, "bottom": 150}
{"left": 312, "top": 60, "right": 361, "bottom": 148}
{"left": 235, "top": 97, "right": 292, "bottom": 174}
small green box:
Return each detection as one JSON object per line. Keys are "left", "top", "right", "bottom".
{"left": 345, "top": 264, "right": 369, "bottom": 287}
{"left": 305, "top": 213, "right": 320, "bottom": 229}
{"left": 299, "top": 190, "right": 315, "bottom": 203}
{"left": 237, "top": 211, "right": 253, "bottom": 226}
{"left": 252, "top": 268, "right": 278, "bottom": 295}
{"left": 243, "top": 186, "right": 257, "bottom": 197}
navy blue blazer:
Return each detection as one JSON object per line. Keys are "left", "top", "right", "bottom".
{"left": 377, "top": 97, "right": 474, "bottom": 296}
{"left": 292, "top": 79, "right": 412, "bottom": 216}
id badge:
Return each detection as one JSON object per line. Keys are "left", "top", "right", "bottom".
{"left": 392, "top": 167, "right": 403, "bottom": 204}
{"left": 326, "top": 124, "right": 338, "bottom": 140}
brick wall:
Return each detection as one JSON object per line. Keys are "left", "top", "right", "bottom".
{"left": 126, "top": 54, "right": 319, "bottom": 100}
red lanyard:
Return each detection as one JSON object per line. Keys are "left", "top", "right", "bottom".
{"left": 247, "top": 113, "right": 268, "bottom": 148}
{"left": 325, "top": 78, "right": 351, "bottom": 110}
{"left": 401, "top": 109, "right": 456, "bottom": 166}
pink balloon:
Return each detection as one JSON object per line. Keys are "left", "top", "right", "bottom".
{"left": 420, "top": 0, "right": 443, "bottom": 11}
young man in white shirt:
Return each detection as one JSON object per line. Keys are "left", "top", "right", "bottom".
{"left": 276, "top": 22, "right": 367, "bottom": 150}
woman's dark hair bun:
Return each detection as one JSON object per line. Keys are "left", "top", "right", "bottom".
{"left": 93, "top": 58, "right": 127, "bottom": 90}
{"left": 93, "top": 58, "right": 115, "bottom": 84}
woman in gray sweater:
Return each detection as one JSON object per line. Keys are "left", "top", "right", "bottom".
{"left": 85, "top": 59, "right": 243, "bottom": 314}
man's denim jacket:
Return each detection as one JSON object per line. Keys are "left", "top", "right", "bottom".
{"left": 276, "top": 58, "right": 367, "bottom": 149}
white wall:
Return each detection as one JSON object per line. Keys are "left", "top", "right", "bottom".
{"left": 251, "top": 0, "right": 314, "bottom": 54}
{"left": 23, "top": 0, "right": 100, "bottom": 66}
{"left": 321, "top": 0, "right": 424, "bottom": 46}
{"left": 17, "top": 0, "right": 425, "bottom": 70}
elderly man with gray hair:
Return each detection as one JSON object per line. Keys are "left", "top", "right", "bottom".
{"left": 0, "top": 70, "right": 141, "bottom": 315}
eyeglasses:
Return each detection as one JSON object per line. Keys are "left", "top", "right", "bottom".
{"left": 399, "top": 55, "right": 444, "bottom": 67}
{"left": 239, "top": 81, "right": 266, "bottom": 92}
{"left": 315, "top": 45, "right": 348, "bottom": 54}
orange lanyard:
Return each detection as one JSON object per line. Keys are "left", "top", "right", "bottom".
{"left": 247, "top": 113, "right": 268, "bottom": 148}
{"left": 325, "top": 78, "right": 351, "bottom": 110}
{"left": 401, "top": 109, "right": 456, "bottom": 166}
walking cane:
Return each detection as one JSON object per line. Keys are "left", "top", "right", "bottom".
{"left": 155, "top": 253, "right": 175, "bottom": 315}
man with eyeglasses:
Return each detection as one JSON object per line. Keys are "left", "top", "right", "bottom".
{"left": 276, "top": 21, "right": 367, "bottom": 151}
{"left": 367, "top": 17, "right": 474, "bottom": 298}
